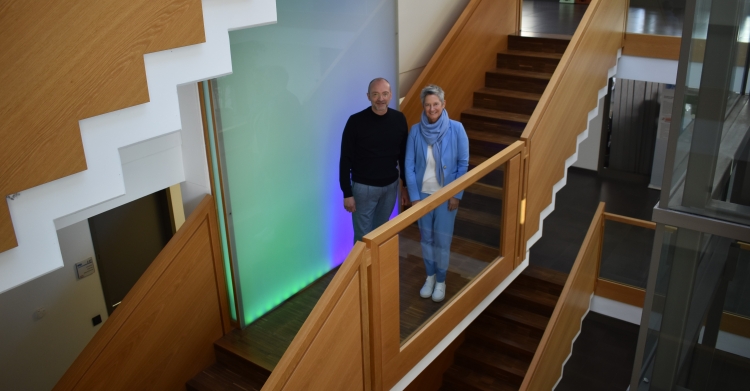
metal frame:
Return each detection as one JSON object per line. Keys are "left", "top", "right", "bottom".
{"left": 653, "top": 206, "right": 750, "bottom": 243}
{"left": 659, "top": 0, "right": 699, "bottom": 209}
{"left": 629, "top": 223, "right": 668, "bottom": 389}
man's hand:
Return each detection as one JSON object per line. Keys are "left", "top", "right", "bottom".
{"left": 448, "top": 197, "right": 459, "bottom": 211}
{"left": 344, "top": 197, "right": 356, "bottom": 213}
{"left": 400, "top": 186, "right": 410, "bottom": 206}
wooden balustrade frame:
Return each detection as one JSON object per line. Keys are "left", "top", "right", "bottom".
{"left": 520, "top": 202, "right": 605, "bottom": 391}
{"left": 364, "top": 142, "right": 525, "bottom": 390}
{"left": 262, "top": 242, "right": 372, "bottom": 391}
{"left": 54, "top": 195, "right": 232, "bottom": 391}
{"left": 596, "top": 212, "right": 750, "bottom": 340}
{"left": 623, "top": 34, "right": 681, "bottom": 60}
{"left": 521, "top": 0, "right": 627, "bottom": 251}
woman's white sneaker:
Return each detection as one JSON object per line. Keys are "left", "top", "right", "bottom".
{"left": 432, "top": 282, "right": 446, "bottom": 302}
{"left": 420, "top": 275, "right": 436, "bottom": 298}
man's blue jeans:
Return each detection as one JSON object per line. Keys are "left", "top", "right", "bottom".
{"left": 417, "top": 192, "right": 457, "bottom": 283}
{"left": 351, "top": 180, "right": 399, "bottom": 242}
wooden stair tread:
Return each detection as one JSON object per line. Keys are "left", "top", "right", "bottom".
{"left": 457, "top": 207, "right": 500, "bottom": 229}
{"left": 400, "top": 224, "right": 498, "bottom": 262}
{"left": 463, "top": 107, "right": 531, "bottom": 123}
{"left": 522, "top": 265, "right": 569, "bottom": 287}
{"left": 476, "top": 87, "right": 542, "bottom": 101}
{"left": 215, "top": 334, "right": 276, "bottom": 374}
{"left": 186, "top": 362, "right": 265, "bottom": 391}
{"left": 499, "top": 49, "right": 564, "bottom": 60}
{"left": 485, "top": 302, "right": 550, "bottom": 331}
{"left": 466, "top": 129, "right": 520, "bottom": 146}
{"left": 488, "top": 68, "right": 553, "bottom": 80}
{"left": 503, "top": 283, "right": 559, "bottom": 308}
{"left": 468, "top": 316, "right": 539, "bottom": 356}
{"left": 209, "top": 266, "right": 338, "bottom": 377}
{"left": 456, "top": 341, "right": 530, "bottom": 378}
{"left": 466, "top": 181, "right": 503, "bottom": 200}
{"left": 442, "top": 364, "right": 519, "bottom": 391}
{"left": 514, "top": 31, "right": 573, "bottom": 41}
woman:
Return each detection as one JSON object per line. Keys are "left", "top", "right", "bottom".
{"left": 405, "top": 84, "right": 469, "bottom": 302}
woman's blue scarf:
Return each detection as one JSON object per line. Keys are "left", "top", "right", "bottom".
{"left": 419, "top": 109, "right": 450, "bottom": 186}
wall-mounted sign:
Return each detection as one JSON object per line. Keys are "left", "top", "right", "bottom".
{"left": 75, "top": 257, "right": 95, "bottom": 280}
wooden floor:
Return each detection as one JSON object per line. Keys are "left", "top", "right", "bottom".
{"left": 186, "top": 267, "right": 338, "bottom": 390}
{"left": 399, "top": 253, "right": 473, "bottom": 341}
{"left": 523, "top": 0, "right": 686, "bottom": 37}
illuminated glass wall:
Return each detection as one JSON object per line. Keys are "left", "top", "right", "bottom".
{"left": 212, "top": 0, "right": 397, "bottom": 325}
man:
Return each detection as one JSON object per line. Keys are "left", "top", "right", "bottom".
{"left": 340, "top": 78, "right": 409, "bottom": 242}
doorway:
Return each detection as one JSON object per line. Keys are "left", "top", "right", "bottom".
{"left": 88, "top": 189, "right": 174, "bottom": 314}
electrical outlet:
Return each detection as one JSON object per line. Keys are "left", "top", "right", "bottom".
{"left": 92, "top": 314, "right": 102, "bottom": 326}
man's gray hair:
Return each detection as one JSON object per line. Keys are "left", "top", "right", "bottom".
{"left": 368, "top": 77, "right": 391, "bottom": 93}
{"left": 420, "top": 84, "right": 445, "bottom": 104}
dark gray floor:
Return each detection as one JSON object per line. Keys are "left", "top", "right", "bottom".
{"left": 556, "top": 312, "right": 640, "bottom": 391}
{"left": 628, "top": 0, "right": 684, "bottom": 36}
{"left": 522, "top": 0, "right": 684, "bottom": 37}
{"left": 522, "top": 0, "right": 588, "bottom": 36}
{"left": 529, "top": 167, "right": 660, "bottom": 274}
{"left": 527, "top": 168, "right": 658, "bottom": 390}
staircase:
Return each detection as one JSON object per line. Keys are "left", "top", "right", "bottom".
{"left": 187, "top": 33, "right": 573, "bottom": 391}
{"left": 461, "top": 33, "right": 569, "bottom": 164}
{"left": 186, "top": 268, "right": 338, "bottom": 390}
{"left": 435, "top": 33, "right": 572, "bottom": 391}
{"left": 451, "top": 33, "right": 570, "bottom": 252}
{"left": 440, "top": 265, "right": 568, "bottom": 391}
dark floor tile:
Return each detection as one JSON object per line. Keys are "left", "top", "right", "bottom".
{"left": 530, "top": 167, "right": 660, "bottom": 275}
{"left": 556, "top": 312, "right": 639, "bottom": 391}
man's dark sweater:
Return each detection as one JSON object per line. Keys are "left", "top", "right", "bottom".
{"left": 339, "top": 107, "right": 408, "bottom": 198}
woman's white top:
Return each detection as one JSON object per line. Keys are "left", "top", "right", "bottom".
{"left": 421, "top": 145, "right": 442, "bottom": 194}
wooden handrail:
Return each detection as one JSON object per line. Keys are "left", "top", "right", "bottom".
{"left": 54, "top": 195, "right": 232, "bottom": 391}
{"left": 261, "top": 242, "right": 371, "bottom": 390}
{"left": 603, "top": 212, "right": 656, "bottom": 229}
{"left": 364, "top": 140, "right": 524, "bottom": 246}
{"left": 520, "top": 0, "right": 627, "bottom": 250}
{"left": 520, "top": 202, "right": 605, "bottom": 390}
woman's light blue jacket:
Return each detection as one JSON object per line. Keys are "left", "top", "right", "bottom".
{"left": 405, "top": 119, "right": 470, "bottom": 202}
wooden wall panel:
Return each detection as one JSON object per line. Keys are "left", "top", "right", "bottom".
{"left": 262, "top": 242, "right": 370, "bottom": 391}
{"left": 280, "top": 278, "right": 364, "bottom": 391}
{"left": 0, "top": 0, "right": 206, "bottom": 252}
{"left": 520, "top": 203, "right": 604, "bottom": 391}
{"left": 399, "top": 0, "right": 520, "bottom": 126}
{"left": 521, "top": 0, "right": 626, "bottom": 247}
{"left": 595, "top": 279, "right": 646, "bottom": 307}
{"left": 623, "top": 34, "right": 681, "bottom": 60}
{"left": 378, "top": 235, "right": 402, "bottom": 366}
{"left": 54, "top": 195, "right": 231, "bottom": 391}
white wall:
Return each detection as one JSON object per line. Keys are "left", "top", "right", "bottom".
{"left": 177, "top": 83, "right": 212, "bottom": 217}
{"left": 572, "top": 55, "right": 681, "bottom": 172}
{"left": 616, "top": 55, "right": 678, "bottom": 84}
{"left": 572, "top": 95, "right": 606, "bottom": 171}
{"left": 0, "top": 1, "right": 277, "bottom": 389}
{"left": 0, "top": 0, "right": 277, "bottom": 295}
{"left": 0, "top": 220, "right": 108, "bottom": 391}
{"left": 397, "top": 0, "right": 469, "bottom": 98}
